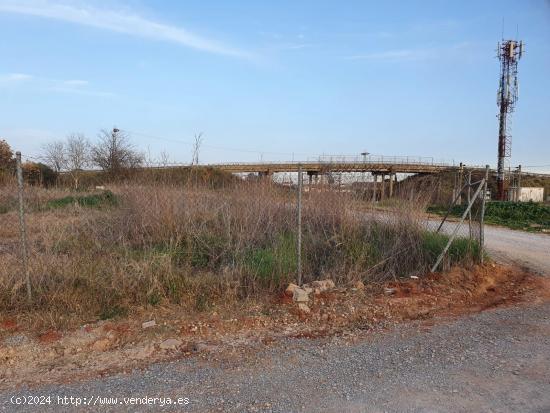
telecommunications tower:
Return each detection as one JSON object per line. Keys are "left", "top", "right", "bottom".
{"left": 496, "top": 39, "right": 523, "bottom": 200}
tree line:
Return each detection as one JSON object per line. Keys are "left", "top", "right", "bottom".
{"left": 1, "top": 129, "right": 144, "bottom": 188}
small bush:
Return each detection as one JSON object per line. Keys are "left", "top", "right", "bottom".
{"left": 99, "top": 305, "right": 128, "bottom": 320}
{"left": 422, "top": 232, "right": 481, "bottom": 266}
{"left": 243, "top": 233, "right": 297, "bottom": 287}
{"left": 45, "top": 190, "right": 118, "bottom": 210}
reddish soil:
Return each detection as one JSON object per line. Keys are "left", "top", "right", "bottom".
{"left": 0, "top": 319, "right": 17, "bottom": 332}
{"left": 1, "top": 264, "right": 549, "bottom": 389}
{"left": 37, "top": 330, "right": 63, "bottom": 344}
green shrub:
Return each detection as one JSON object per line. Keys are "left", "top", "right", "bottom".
{"left": 428, "top": 201, "right": 550, "bottom": 232}
{"left": 422, "top": 232, "right": 481, "bottom": 265}
{"left": 243, "top": 233, "right": 297, "bottom": 287}
{"left": 45, "top": 190, "right": 118, "bottom": 210}
{"left": 99, "top": 305, "right": 128, "bottom": 320}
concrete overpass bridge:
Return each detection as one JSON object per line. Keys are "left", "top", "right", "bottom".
{"left": 203, "top": 156, "right": 466, "bottom": 198}
{"left": 206, "top": 156, "right": 461, "bottom": 176}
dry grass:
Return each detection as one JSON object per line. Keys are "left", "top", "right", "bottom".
{"left": 0, "top": 179, "right": 479, "bottom": 329}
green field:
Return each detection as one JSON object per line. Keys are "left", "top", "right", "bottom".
{"left": 428, "top": 201, "right": 550, "bottom": 232}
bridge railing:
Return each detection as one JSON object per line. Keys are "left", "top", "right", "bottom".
{"left": 305, "top": 155, "right": 454, "bottom": 166}
{"left": 206, "top": 155, "right": 455, "bottom": 168}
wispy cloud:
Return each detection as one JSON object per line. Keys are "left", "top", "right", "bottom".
{"left": 346, "top": 42, "right": 471, "bottom": 62}
{"left": 0, "top": 72, "right": 33, "bottom": 83}
{"left": 62, "top": 79, "right": 88, "bottom": 86}
{"left": 275, "top": 43, "right": 314, "bottom": 51}
{"left": 45, "top": 76, "right": 114, "bottom": 97}
{"left": 0, "top": 0, "right": 251, "bottom": 58}
{"left": 0, "top": 72, "right": 114, "bottom": 97}
{"left": 262, "top": 31, "right": 315, "bottom": 52}
{"left": 346, "top": 48, "right": 435, "bottom": 61}
{"left": 47, "top": 84, "right": 115, "bottom": 98}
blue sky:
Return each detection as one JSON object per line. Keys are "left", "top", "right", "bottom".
{"left": 0, "top": 0, "right": 549, "bottom": 171}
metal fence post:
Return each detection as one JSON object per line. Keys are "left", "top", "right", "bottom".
{"left": 479, "top": 165, "right": 489, "bottom": 264}
{"left": 517, "top": 164, "right": 522, "bottom": 202}
{"left": 467, "top": 170, "right": 472, "bottom": 239}
{"left": 297, "top": 165, "right": 303, "bottom": 285}
{"left": 16, "top": 152, "right": 32, "bottom": 302}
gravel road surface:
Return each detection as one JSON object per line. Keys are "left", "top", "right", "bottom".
{"left": 2, "top": 303, "right": 549, "bottom": 412}
{"left": 483, "top": 226, "right": 550, "bottom": 276}
{"left": 2, "top": 225, "right": 549, "bottom": 412}
{"left": 429, "top": 218, "right": 550, "bottom": 275}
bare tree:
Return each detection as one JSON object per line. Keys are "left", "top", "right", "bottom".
{"left": 66, "top": 133, "right": 90, "bottom": 189}
{"left": 91, "top": 128, "right": 143, "bottom": 175}
{"left": 191, "top": 133, "right": 203, "bottom": 165}
{"left": 159, "top": 150, "right": 170, "bottom": 167}
{"left": 41, "top": 140, "right": 66, "bottom": 173}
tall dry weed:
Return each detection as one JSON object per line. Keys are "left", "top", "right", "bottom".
{"left": 0, "top": 179, "right": 475, "bottom": 328}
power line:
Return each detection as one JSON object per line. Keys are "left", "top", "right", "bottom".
{"left": 21, "top": 154, "right": 42, "bottom": 161}
{"left": 125, "top": 130, "right": 338, "bottom": 158}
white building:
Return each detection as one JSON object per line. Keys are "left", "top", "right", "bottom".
{"left": 508, "top": 187, "right": 545, "bottom": 202}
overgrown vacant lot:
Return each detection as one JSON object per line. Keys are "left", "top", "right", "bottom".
{"left": 3, "top": 178, "right": 549, "bottom": 389}
{"left": 0, "top": 180, "right": 480, "bottom": 330}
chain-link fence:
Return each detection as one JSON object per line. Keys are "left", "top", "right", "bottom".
{"left": 425, "top": 166, "right": 490, "bottom": 272}
{"left": 1, "top": 160, "right": 490, "bottom": 318}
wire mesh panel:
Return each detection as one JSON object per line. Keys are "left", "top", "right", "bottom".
{"left": 425, "top": 168, "right": 489, "bottom": 272}
{"left": 0, "top": 160, "right": 490, "bottom": 315}
{"left": 0, "top": 180, "right": 23, "bottom": 278}
{"left": 296, "top": 171, "right": 442, "bottom": 283}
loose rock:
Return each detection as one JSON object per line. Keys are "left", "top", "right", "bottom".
{"left": 285, "top": 283, "right": 300, "bottom": 297}
{"left": 293, "top": 288, "right": 309, "bottom": 303}
{"left": 311, "top": 279, "right": 335, "bottom": 292}
{"left": 92, "top": 338, "right": 111, "bottom": 352}
{"left": 142, "top": 320, "right": 156, "bottom": 329}
{"left": 183, "top": 341, "right": 207, "bottom": 353}
{"left": 297, "top": 303, "right": 311, "bottom": 314}
{"left": 160, "top": 338, "right": 182, "bottom": 350}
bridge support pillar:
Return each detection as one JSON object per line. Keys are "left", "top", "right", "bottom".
{"left": 258, "top": 170, "right": 273, "bottom": 181}
{"left": 389, "top": 172, "right": 395, "bottom": 197}
{"left": 381, "top": 174, "right": 386, "bottom": 200}
{"left": 372, "top": 173, "right": 377, "bottom": 202}
{"left": 307, "top": 171, "right": 318, "bottom": 190}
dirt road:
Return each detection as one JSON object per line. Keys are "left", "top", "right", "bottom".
{"left": 430, "top": 217, "right": 550, "bottom": 275}
{"left": 483, "top": 225, "right": 550, "bottom": 275}
{"left": 1, "top": 225, "right": 549, "bottom": 412}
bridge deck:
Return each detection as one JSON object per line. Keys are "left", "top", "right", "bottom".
{"left": 207, "top": 161, "right": 457, "bottom": 174}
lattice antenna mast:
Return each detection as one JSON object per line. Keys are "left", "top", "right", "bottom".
{"left": 496, "top": 39, "right": 523, "bottom": 200}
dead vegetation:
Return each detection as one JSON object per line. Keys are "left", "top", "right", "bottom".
{"left": 1, "top": 172, "right": 548, "bottom": 389}
{"left": 0, "top": 177, "right": 480, "bottom": 330}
